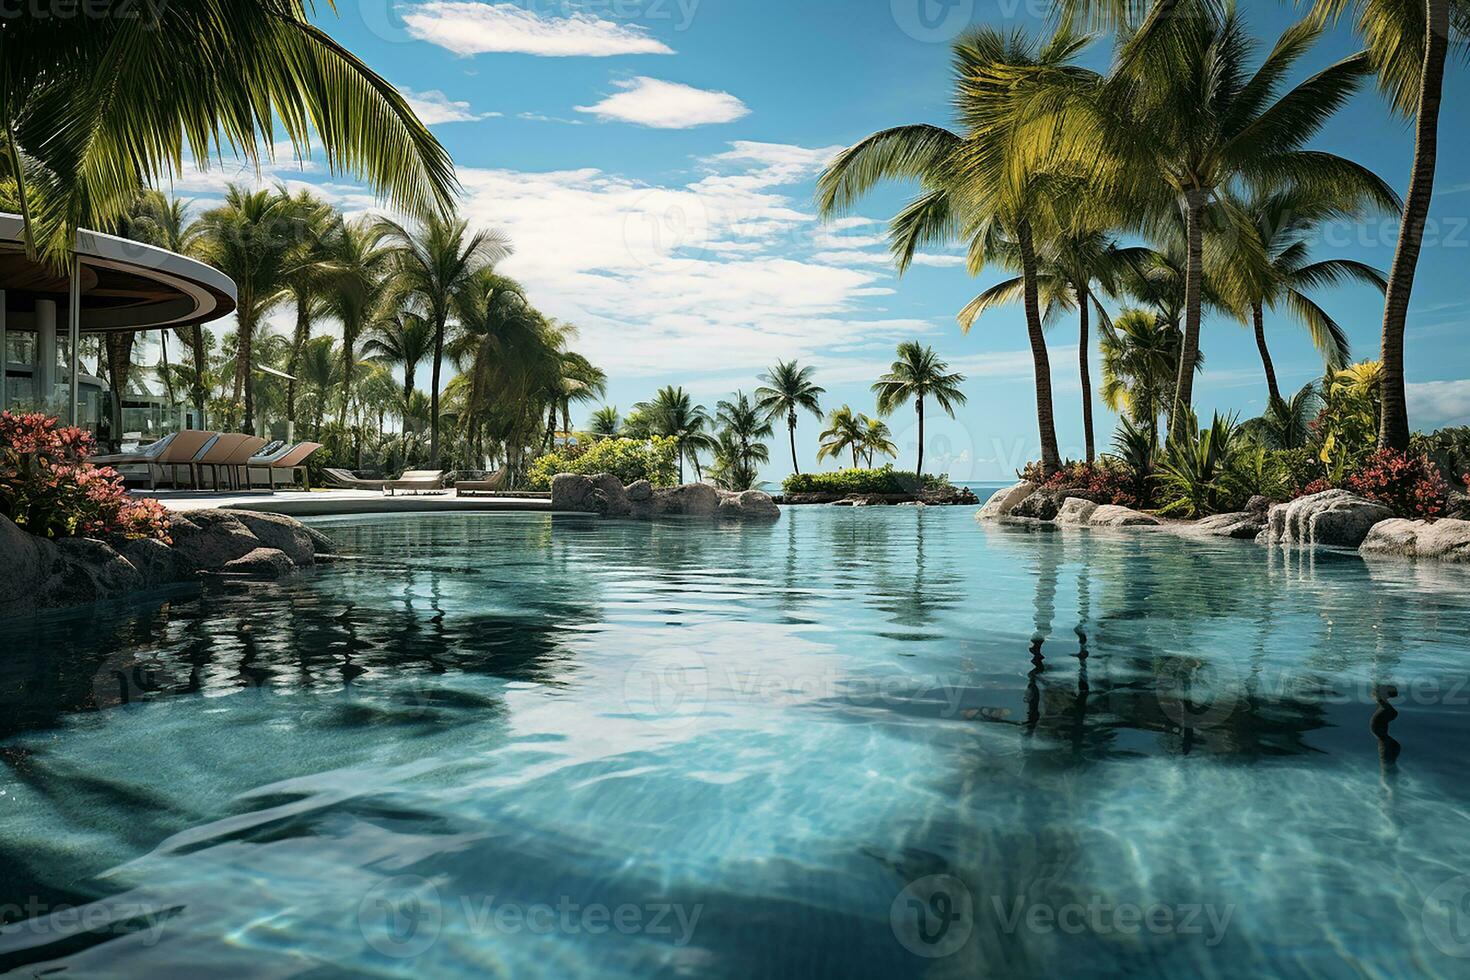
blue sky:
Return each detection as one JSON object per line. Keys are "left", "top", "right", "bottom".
{"left": 171, "top": 1, "right": 1470, "bottom": 481}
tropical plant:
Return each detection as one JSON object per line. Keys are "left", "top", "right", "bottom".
{"left": 1156, "top": 412, "right": 1244, "bottom": 517}
{"left": 364, "top": 312, "right": 434, "bottom": 412}
{"left": 817, "top": 405, "right": 867, "bottom": 468}
{"left": 714, "top": 391, "right": 774, "bottom": 484}
{"left": 296, "top": 334, "right": 342, "bottom": 438}
{"left": 1304, "top": 0, "right": 1470, "bottom": 448}
{"left": 871, "top": 342, "right": 967, "bottom": 481}
{"left": 1100, "top": 308, "right": 1192, "bottom": 446}
{"left": 1317, "top": 360, "right": 1385, "bottom": 467}
{"left": 1, "top": 0, "right": 456, "bottom": 268}
{"left": 782, "top": 466, "right": 951, "bottom": 497}
{"left": 1240, "top": 382, "right": 1324, "bottom": 450}
{"left": 1341, "top": 448, "right": 1451, "bottom": 518}
{"left": 526, "top": 436, "right": 680, "bottom": 491}
{"left": 275, "top": 188, "right": 340, "bottom": 433}
{"left": 376, "top": 213, "right": 512, "bottom": 466}
{"left": 631, "top": 386, "right": 717, "bottom": 483}
{"left": 1107, "top": 415, "right": 1159, "bottom": 508}
{"left": 324, "top": 218, "right": 397, "bottom": 428}
{"left": 588, "top": 407, "right": 623, "bottom": 438}
{"left": 756, "top": 360, "right": 825, "bottom": 476}
{"left": 859, "top": 416, "right": 898, "bottom": 468}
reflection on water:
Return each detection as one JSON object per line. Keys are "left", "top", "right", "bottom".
{"left": 3, "top": 510, "right": 1470, "bottom": 977}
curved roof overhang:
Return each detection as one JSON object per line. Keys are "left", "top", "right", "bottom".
{"left": 0, "top": 212, "right": 237, "bottom": 333}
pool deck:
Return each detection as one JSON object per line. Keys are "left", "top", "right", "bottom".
{"left": 140, "top": 488, "right": 554, "bottom": 517}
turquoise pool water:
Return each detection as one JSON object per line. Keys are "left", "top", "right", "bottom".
{"left": 4, "top": 509, "right": 1470, "bottom": 977}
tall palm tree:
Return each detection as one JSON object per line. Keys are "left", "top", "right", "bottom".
{"left": 871, "top": 342, "right": 967, "bottom": 479}
{"left": 633, "top": 386, "right": 717, "bottom": 483}
{"left": 588, "top": 406, "right": 622, "bottom": 438}
{"left": 1056, "top": 6, "right": 1394, "bottom": 438}
{"left": 1210, "top": 185, "right": 1389, "bottom": 405}
{"left": 1, "top": 1, "right": 456, "bottom": 268}
{"left": 715, "top": 390, "right": 775, "bottom": 479}
{"left": 377, "top": 213, "right": 512, "bottom": 466}
{"left": 324, "top": 218, "right": 397, "bottom": 428}
{"left": 192, "top": 185, "right": 298, "bottom": 432}
{"left": 860, "top": 416, "right": 899, "bottom": 468}
{"left": 817, "top": 28, "right": 1094, "bottom": 475}
{"left": 1099, "top": 308, "right": 1192, "bottom": 446}
{"left": 364, "top": 311, "right": 435, "bottom": 410}
{"left": 276, "top": 188, "right": 340, "bottom": 435}
{"left": 755, "top": 360, "right": 825, "bottom": 475}
{"left": 817, "top": 405, "right": 867, "bottom": 468}
{"left": 296, "top": 334, "right": 341, "bottom": 439}
{"left": 709, "top": 428, "right": 770, "bottom": 492}
{"left": 1307, "top": 0, "right": 1469, "bottom": 448}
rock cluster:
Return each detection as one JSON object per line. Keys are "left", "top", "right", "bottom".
{"left": 551, "top": 474, "right": 780, "bottom": 521}
{"left": 0, "top": 509, "right": 337, "bottom": 616}
{"left": 978, "top": 481, "right": 1159, "bottom": 528}
{"left": 1262, "top": 489, "right": 1394, "bottom": 550}
{"left": 1361, "top": 518, "right": 1470, "bottom": 563}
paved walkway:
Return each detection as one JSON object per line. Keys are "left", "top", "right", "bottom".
{"left": 139, "top": 488, "right": 554, "bottom": 517}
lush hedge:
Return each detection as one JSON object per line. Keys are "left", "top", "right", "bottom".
{"left": 781, "top": 465, "right": 949, "bottom": 496}
{"left": 527, "top": 437, "right": 679, "bottom": 491}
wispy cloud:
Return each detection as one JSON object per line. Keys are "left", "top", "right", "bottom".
{"left": 399, "top": 87, "right": 499, "bottom": 124}
{"left": 575, "top": 77, "right": 749, "bottom": 129}
{"left": 1409, "top": 380, "right": 1470, "bottom": 427}
{"left": 401, "top": 2, "right": 674, "bottom": 57}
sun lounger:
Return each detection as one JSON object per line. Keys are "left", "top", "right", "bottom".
{"left": 454, "top": 470, "right": 508, "bottom": 496}
{"left": 91, "top": 431, "right": 178, "bottom": 467}
{"left": 324, "top": 468, "right": 387, "bottom": 491}
{"left": 384, "top": 470, "right": 448, "bottom": 496}
{"left": 126, "top": 430, "right": 219, "bottom": 489}
{"left": 244, "top": 442, "right": 324, "bottom": 490}
{"left": 193, "top": 433, "right": 268, "bottom": 491}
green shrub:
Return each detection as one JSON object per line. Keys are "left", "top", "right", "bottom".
{"left": 1156, "top": 412, "right": 1243, "bottom": 517}
{"left": 527, "top": 437, "right": 679, "bottom": 491}
{"left": 781, "top": 465, "right": 950, "bottom": 496}
{"left": 1411, "top": 427, "right": 1470, "bottom": 486}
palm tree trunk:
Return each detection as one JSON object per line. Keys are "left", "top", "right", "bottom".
{"left": 189, "top": 324, "right": 208, "bottom": 429}
{"left": 915, "top": 396, "right": 925, "bottom": 480}
{"left": 337, "top": 332, "right": 354, "bottom": 430}
{"left": 1077, "top": 281, "right": 1095, "bottom": 465}
{"left": 286, "top": 298, "right": 310, "bottom": 431}
{"left": 429, "top": 315, "right": 446, "bottom": 467}
{"left": 237, "top": 311, "right": 254, "bottom": 434}
{"left": 1017, "top": 221, "right": 1061, "bottom": 475}
{"left": 1380, "top": 0, "right": 1449, "bottom": 451}
{"left": 788, "top": 414, "right": 800, "bottom": 475}
{"left": 104, "top": 332, "right": 135, "bottom": 453}
{"left": 1171, "top": 190, "right": 1208, "bottom": 441}
{"left": 1253, "top": 302, "right": 1282, "bottom": 406}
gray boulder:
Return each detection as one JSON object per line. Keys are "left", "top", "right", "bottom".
{"left": 718, "top": 490, "right": 780, "bottom": 521}
{"left": 550, "top": 474, "right": 597, "bottom": 513}
{"left": 0, "top": 515, "right": 58, "bottom": 611}
{"left": 1055, "top": 498, "right": 1100, "bottom": 525}
{"left": 1011, "top": 488, "right": 1074, "bottom": 521}
{"left": 1246, "top": 495, "right": 1277, "bottom": 516}
{"left": 1361, "top": 518, "right": 1470, "bottom": 563}
{"left": 589, "top": 473, "right": 632, "bottom": 517}
{"left": 232, "top": 511, "right": 317, "bottom": 565}
{"left": 221, "top": 547, "right": 296, "bottom": 579}
{"left": 654, "top": 483, "right": 722, "bottom": 517}
{"left": 625, "top": 480, "right": 654, "bottom": 503}
{"left": 1186, "top": 512, "right": 1268, "bottom": 540}
{"left": 300, "top": 523, "right": 340, "bottom": 557}
{"left": 1089, "top": 505, "right": 1162, "bottom": 527}
{"left": 51, "top": 537, "right": 145, "bottom": 605}
{"left": 1265, "top": 490, "right": 1394, "bottom": 549}
{"left": 118, "top": 537, "right": 183, "bottom": 587}
{"left": 976, "top": 481, "right": 1037, "bottom": 520}
{"left": 168, "top": 510, "right": 262, "bottom": 573}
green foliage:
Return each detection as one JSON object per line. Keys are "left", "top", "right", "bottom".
{"left": 1156, "top": 413, "right": 1244, "bottom": 517}
{"left": 526, "top": 438, "right": 680, "bottom": 491}
{"left": 782, "top": 465, "right": 950, "bottom": 496}
{"left": 1411, "top": 428, "right": 1470, "bottom": 486}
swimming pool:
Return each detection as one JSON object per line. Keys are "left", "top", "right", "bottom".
{"left": 3, "top": 509, "right": 1469, "bottom": 977}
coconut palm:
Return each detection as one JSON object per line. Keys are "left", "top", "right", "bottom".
{"left": 364, "top": 312, "right": 435, "bottom": 410}
{"left": 376, "top": 213, "right": 512, "bottom": 466}
{"left": 1305, "top": 0, "right": 1470, "bottom": 448}
{"left": 860, "top": 416, "right": 899, "bottom": 467}
{"left": 633, "top": 386, "right": 717, "bottom": 483}
{"left": 1240, "top": 382, "right": 1323, "bottom": 450}
{"left": 709, "top": 429, "right": 769, "bottom": 492}
{"left": 1, "top": 1, "right": 456, "bottom": 268}
{"left": 323, "top": 219, "right": 397, "bottom": 428}
{"left": 817, "top": 405, "right": 867, "bottom": 468}
{"left": 192, "top": 185, "right": 301, "bottom": 431}
{"left": 275, "top": 188, "right": 341, "bottom": 434}
{"left": 755, "top": 360, "right": 825, "bottom": 475}
{"left": 296, "top": 334, "right": 341, "bottom": 439}
{"left": 871, "top": 342, "right": 967, "bottom": 479}
{"left": 714, "top": 391, "right": 774, "bottom": 479}
{"left": 588, "top": 407, "right": 622, "bottom": 438}
{"left": 124, "top": 190, "right": 209, "bottom": 424}
{"left": 1100, "top": 308, "right": 1192, "bottom": 446}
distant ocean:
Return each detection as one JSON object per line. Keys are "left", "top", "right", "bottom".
{"left": 954, "top": 482, "right": 1010, "bottom": 505}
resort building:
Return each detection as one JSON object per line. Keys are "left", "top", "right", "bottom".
{"left": 0, "top": 211, "right": 237, "bottom": 444}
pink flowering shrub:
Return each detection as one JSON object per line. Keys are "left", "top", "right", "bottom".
{"left": 0, "top": 412, "right": 171, "bottom": 542}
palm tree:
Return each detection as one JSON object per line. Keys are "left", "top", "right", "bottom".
{"left": 817, "top": 405, "right": 867, "bottom": 468}
{"left": 817, "top": 28, "right": 1095, "bottom": 475}
{"left": 871, "top": 342, "right": 967, "bottom": 479}
{"left": 296, "top": 334, "right": 341, "bottom": 439}
{"left": 633, "top": 386, "right": 717, "bottom": 483}
{"left": 755, "top": 360, "right": 825, "bottom": 475}
{"left": 276, "top": 188, "right": 340, "bottom": 435}
{"left": 860, "top": 416, "right": 898, "bottom": 468}
{"left": 324, "top": 218, "right": 397, "bottom": 428}
{"left": 1306, "top": 0, "right": 1469, "bottom": 448}
{"left": 1210, "top": 185, "right": 1389, "bottom": 405}
{"left": 709, "top": 429, "right": 769, "bottom": 491}
{"left": 714, "top": 391, "right": 774, "bottom": 480}
{"left": 192, "top": 185, "right": 299, "bottom": 432}
{"left": 2, "top": 1, "right": 456, "bottom": 268}
{"left": 1241, "top": 382, "right": 1323, "bottom": 450}
{"left": 588, "top": 406, "right": 622, "bottom": 438}
{"left": 1100, "top": 308, "right": 1192, "bottom": 446}
{"left": 1058, "top": 6, "right": 1394, "bottom": 438}
{"left": 376, "top": 213, "right": 512, "bottom": 466}
{"left": 364, "top": 312, "right": 435, "bottom": 410}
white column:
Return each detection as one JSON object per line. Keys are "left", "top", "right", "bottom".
{"left": 68, "top": 263, "right": 82, "bottom": 425}
{"left": 36, "top": 299, "right": 57, "bottom": 401}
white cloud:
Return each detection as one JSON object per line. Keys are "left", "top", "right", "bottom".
{"left": 810, "top": 249, "right": 893, "bottom": 267}
{"left": 399, "top": 87, "right": 499, "bottom": 125}
{"left": 575, "top": 77, "right": 749, "bottom": 129}
{"left": 1409, "top": 380, "right": 1470, "bottom": 427}
{"left": 401, "top": 2, "right": 674, "bottom": 57}
{"left": 911, "top": 253, "right": 968, "bottom": 268}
